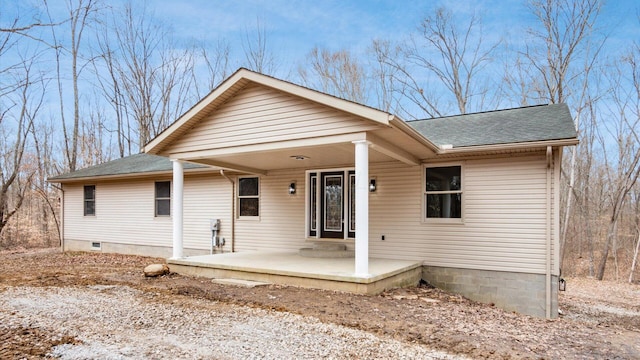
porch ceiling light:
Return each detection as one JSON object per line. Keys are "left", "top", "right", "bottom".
{"left": 290, "top": 155, "right": 308, "bottom": 160}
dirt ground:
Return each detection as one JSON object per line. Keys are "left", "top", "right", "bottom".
{"left": 1, "top": 248, "right": 639, "bottom": 359}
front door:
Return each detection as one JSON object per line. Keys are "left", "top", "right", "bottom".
{"left": 321, "top": 172, "right": 344, "bottom": 238}
{"left": 309, "top": 170, "right": 356, "bottom": 239}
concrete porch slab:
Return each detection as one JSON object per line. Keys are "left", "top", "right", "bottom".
{"left": 168, "top": 250, "right": 422, "bottom": 295}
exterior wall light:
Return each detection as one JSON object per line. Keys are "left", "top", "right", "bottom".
{"left": 289, "top": 181, "right": 296, "bottom": 195}
{"left": 369, "top": 178, "right": 377, "bottom": 192}
{"left": 559, "top": 277, "right": 566, "bottom": 291}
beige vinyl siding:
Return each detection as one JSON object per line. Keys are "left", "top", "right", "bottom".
{"left": 63, "top": 174, "right": 231, "bottom": 251}
{"left": 166, "top": 83, "right": 380, "bottom": 154}
{"left": 62, "top": 152, "right": 558, "bottom": 275}
{"left": 229, "top": 154, "right": 554, "bottom": 274}
{"left": 183, "top": 174, "right": 233, "bottom": 250}
{"left": 368, "top": 154, "right": 552, "bottom": 274}
{"left": 234, "top": 169, "right": 307, "bottom": 251}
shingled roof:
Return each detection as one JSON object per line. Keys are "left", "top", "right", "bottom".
{"left": 50, "top": 104, "right": 577, "bottom": 182}
{"left": 407, "top": 104, "right": 576, "bottom": 148}
{"left": 48, "top": 153, "right": 205, "bottom": 182}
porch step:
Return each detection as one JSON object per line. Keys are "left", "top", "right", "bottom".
{"left": 299, "top": 242, "right": 354, "bottom": 258}
{"left": 312, "top": 242, "right": 347, "bottom": 251}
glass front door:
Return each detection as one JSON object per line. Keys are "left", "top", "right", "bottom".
{"left": 309, "top": 170, "right": 356, "bottom": 239}
{"left": 321, "top": 172, "right": 344, "bottom": 238}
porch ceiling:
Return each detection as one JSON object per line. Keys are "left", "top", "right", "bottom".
{"left": 172, "top": 126, "right": 437, "bottom": 174}
{"left": 183, "top": 142, "right": 398, "bottom": 174}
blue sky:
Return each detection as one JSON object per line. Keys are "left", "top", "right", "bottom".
{"left": 1, "top": 0, "right": 638, "bottom": 162}
{"left": 6, "top": 0, "right": 638, "bottom": 84}
{"left": 144, "top": 0, "right": 638, "bottom": 70}
{"left": 3, "top": 0, "right": 639, "bottom": 120}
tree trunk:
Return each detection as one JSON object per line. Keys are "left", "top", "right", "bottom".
{"left": 629, "top": 231, "right": 640, "bottom": 283}
{"left": 560, "top": 141, "right": 577, "bottom": 270}
{"left": 597, "top": 218, "right": 618, "bottom": 280}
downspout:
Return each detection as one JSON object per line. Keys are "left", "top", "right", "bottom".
{"left": 50, "top": 183, "right": 65, "bottom": 252}
{"left": 60, "top": 185, "right": 64, "bottom": 252}
{"left": 545, "top": 146, "right": 552, "bottom": 318}
{"left": 220, "top": 170, "right": 235, "bottom": 252}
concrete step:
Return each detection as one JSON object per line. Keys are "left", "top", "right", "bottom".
{"left": 312, "top": 242, "right": 347, "bottom": 251}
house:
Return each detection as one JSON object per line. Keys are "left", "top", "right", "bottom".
{"left": 49, "top": 68, "right": 578, "bottom": 318}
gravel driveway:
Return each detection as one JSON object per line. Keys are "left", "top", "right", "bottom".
{"left": 0, "top": 285, "right": 462, "bottom": 359}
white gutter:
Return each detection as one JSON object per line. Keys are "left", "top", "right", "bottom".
{"left": 437, "top": 138, "right": 579, "bottom": 155}
{"left": 220, "top": 170, "right": 236, "bottom": 253}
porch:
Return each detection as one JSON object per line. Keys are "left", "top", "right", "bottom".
{"left": 167, "top": 250, "right": 423, "bottom": 294}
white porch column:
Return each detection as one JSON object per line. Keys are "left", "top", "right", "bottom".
{"left": 172, "top": 159, "right": 184, "bottom": 259}
{"left": 353, "top": 140, "right": 370, "bottom": 276}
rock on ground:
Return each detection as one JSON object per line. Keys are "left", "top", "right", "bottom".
{"left": 143, "top": 263, "right": 169, "bottom": 277}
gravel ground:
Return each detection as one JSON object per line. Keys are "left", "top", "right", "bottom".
{"left": 0, "top": 285, "right": 462, "bottom": 359}
{"left": 1, "top": 249, "right": 638, "bottom": 359}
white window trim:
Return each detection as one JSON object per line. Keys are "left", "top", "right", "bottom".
{"left": 83, "top": 185, "right": 96, "bottom": 217}
{"left": 237, "top": 176, "right": 260, "bottom": 220}
{"left": 154, "top": 181, "right": 171, "bottom": 217}
{"left": 422, "top": 163, "right": 465, "bottom": 224}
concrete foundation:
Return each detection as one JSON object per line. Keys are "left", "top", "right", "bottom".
{"left": 63, "top": 239, "right": 557, "bottom": 318}
{"left": 422, "top": 266, "right": 558, "bottom": 318}
{"left": 63, "top": 239, "right": 210, "bottom": 258}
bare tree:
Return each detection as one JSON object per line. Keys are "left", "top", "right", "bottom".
{"left": 0, "top": 58, "right": 44, "bottom": 238}
{"left": 47, "top": 0, "right": 100, "bottom": 172}
{"left": 242, "top": 18, "right": 277, "bottom": 75}
{"left": 522, "top": 0, "right": 604, "bottom": 274}
{"left": 630, "top": 188, "right": 640, "bottom": 283}
{"left": 0, "top": 7, "right": 59, "bottom": 96}
{"left": 0, "top": 4, "right": 55, "bottom": 241}
{"left": 524, "top": 0, "right": 602, "bottom": 104}
{"left": 368, "top": 39, "right": 401, "bottom": 112}
{"left": 89, "top": 2, "right": 217, "bottom": 152}
{"left": 380, "top": 7, "right": 500, "bottom": 118}
{"left": 29, "top": 117, "right": 61, "bottom": 245}
{"left": 189, "top": 40, "right": 231, "bottom": 99}
{"left": 298, "top": 47, "right": 368, "bottom": 103}
{"left": 92, "top": 22, "right": 131, "bottom": 158}
{"left": 595, "top": 46, "right": 640, "bottom": 280}
{"left": 107, "top": 3, "right": 195, "bottom": 148}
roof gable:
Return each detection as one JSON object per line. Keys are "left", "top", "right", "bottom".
{"left": 162, "top": 82, "right": 385, "bottom": 156}
{"left": 407, "top": 104, "right": 577, "bottom": 148}
{"left": 145, "top": 68, "right": 392, "bottom": 155}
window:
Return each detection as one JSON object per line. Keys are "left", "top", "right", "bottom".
{"left": 155, "top": 181, "right": 171, "bottom": 216}
{"left": 309, "top": 173, "right": 317, "bottom": 236}
{"left": 84, "top": 185, "right": 95, "bottom": 216}
{"left": 425, "top": 166, "right": 462, "bottom": 219}
{"left": 238, "top": 177, "right": 259, "bottom": 217}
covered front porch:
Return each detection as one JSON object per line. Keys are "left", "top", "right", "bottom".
{"left": 167, "top": 250, "right": 423, "bottom": 294}
{"left": 142, "top": 69, "right": 437, "bottom": 291}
